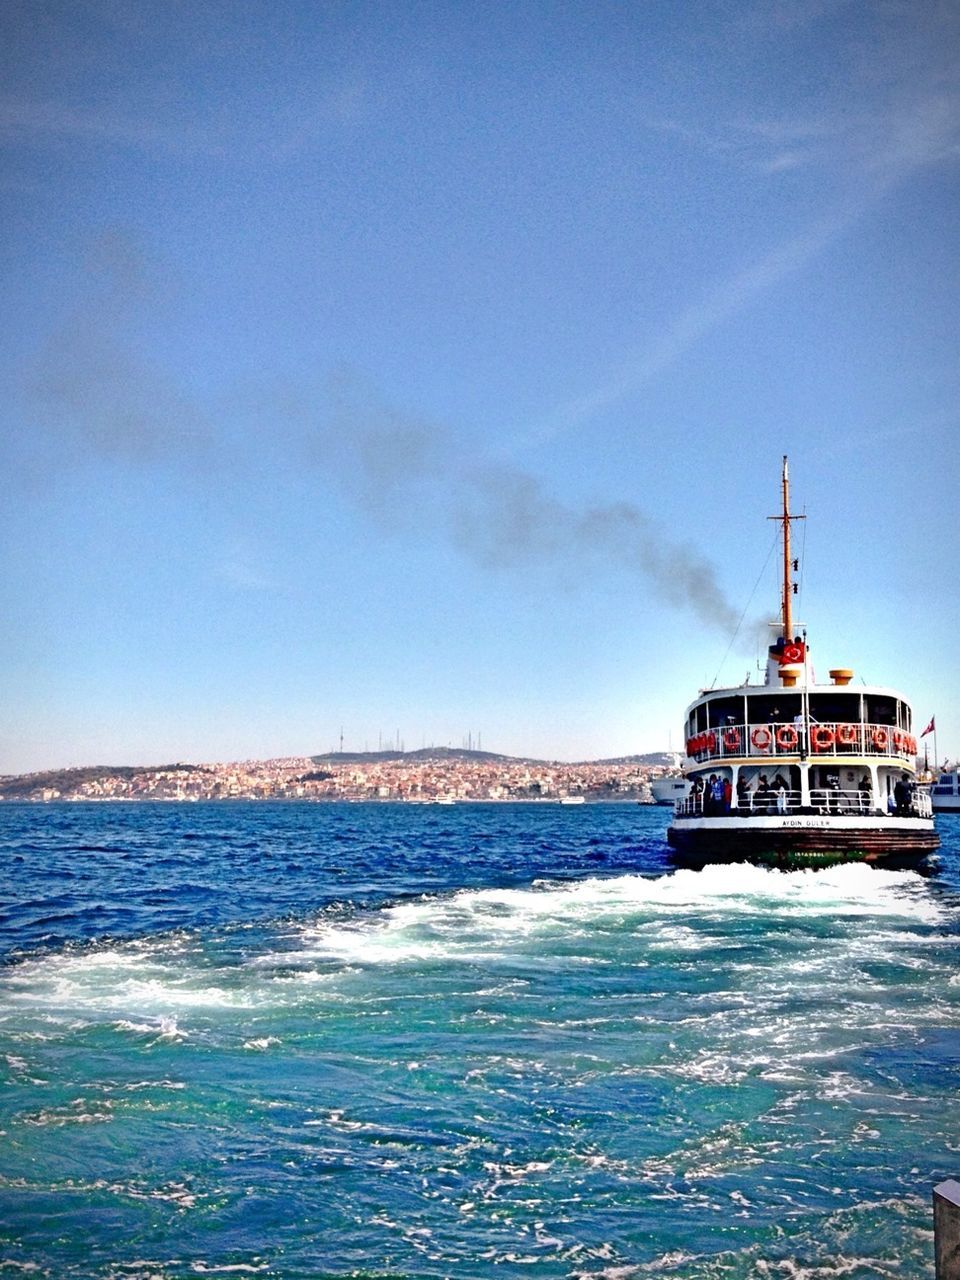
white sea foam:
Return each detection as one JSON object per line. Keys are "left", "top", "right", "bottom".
{"left": 0, "top": 865, "right": 946, "bottom": 1034}
{"left": 292, "top": 864, "right": 945, "bottom": 968}
{"left": 2, "top": 941, "right": 261, "bottom": 1021}
{"left": 188, "top": 1265, "right": 270, "bottom": 1275}
{"left": 114, "top": 1015, "right": 187, "bottom": 1041}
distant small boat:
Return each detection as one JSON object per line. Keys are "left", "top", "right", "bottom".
{"left": 931, "top": 768, "right": 960, "bottom": 812}
{"left": 558, "top": 795, "right": 586, "bottom": 805}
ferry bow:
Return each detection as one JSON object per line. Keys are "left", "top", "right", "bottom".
{"left": 666, "top": 458, "right": 939, "bottom": 870}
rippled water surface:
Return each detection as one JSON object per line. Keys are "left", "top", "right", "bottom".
{"left": 1, "top": 803, "right": 958, "bottom": 1279}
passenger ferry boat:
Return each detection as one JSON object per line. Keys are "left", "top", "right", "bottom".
{"left": 667, "top": 458, "right": 939, "bottom": 869}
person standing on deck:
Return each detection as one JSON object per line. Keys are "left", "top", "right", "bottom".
{"left": 774, "top": 773, "right": 789, "bottom": 814}
{"left": 736, "top": 774, "right": 751, "bottom": 811}
{"left": 709, "top": 774, "right": 724, "bottom": 814}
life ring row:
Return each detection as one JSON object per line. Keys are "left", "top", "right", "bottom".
{"left": 686, "top": 728, "right": 747, "bottom": 755}
{"left": 687, "top": 726, "right": 918, "bottom": 756}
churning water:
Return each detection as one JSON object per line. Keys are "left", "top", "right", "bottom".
{"left": 1, "top": 802, "right": 958, "bottom": 1278}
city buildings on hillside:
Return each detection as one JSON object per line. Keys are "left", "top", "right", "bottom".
{"left": 2, "top": 754, "right": 673, "bottom": 803}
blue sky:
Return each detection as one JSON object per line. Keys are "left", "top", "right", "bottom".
{"left": 1, "top": 0, "right": 958, "bottom": 772}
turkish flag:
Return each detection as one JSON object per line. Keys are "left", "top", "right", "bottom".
{"left": 780, "top": 642, "right": 805, "bottom": 664}
{"left": 921, "top": 716, "right": 935, "bottom": 737}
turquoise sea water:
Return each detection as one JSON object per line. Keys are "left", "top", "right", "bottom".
{"left": 1, "top": 803, "right": 958, "bottom": 1279}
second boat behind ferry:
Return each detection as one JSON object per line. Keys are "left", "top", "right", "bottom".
{"left": 667, "top": 458, "right": 939, "bottom": 870}
{"left": 649, "top": 775, "right": 692, "bottom": 806}
{"left": 931, "top": 767, "right": 960, "bottom": 813}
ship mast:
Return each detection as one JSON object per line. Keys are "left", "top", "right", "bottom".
{"left": 769, "top": 455, "right": 804, "bottom": 642}
{"left": 782, "top": 457, "right": 793, "bottom": 641}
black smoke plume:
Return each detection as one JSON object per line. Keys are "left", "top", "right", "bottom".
{"left": 318, "top": 379, "right": 745, "bottom": 637}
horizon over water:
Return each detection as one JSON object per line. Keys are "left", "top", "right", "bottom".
{"left": 1, "top": 803, "right": 958, "bottom": 1278}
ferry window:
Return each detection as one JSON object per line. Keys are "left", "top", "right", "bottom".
{"left": 748, "top": 694, "right": 801, "bottom": 724}
{"left": 865, "top": 697, "right": 896, "bottom": 726}
{"left": 707, "top": 697, "right": 744, "bottom": 728}
{"left": 810, "top": 693, "right": 860, "bottom": 724}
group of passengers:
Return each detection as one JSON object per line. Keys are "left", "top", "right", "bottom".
{"left": 692, "top": 771, "right": 918, "bottom": 816}
{"left": 749, "top": 773, "right": 791, "bottom": 814}
{"left": 692, "top": 772, "right": 791, "bottom": 814}
{"left": 691, "top": 774, "right": 731, "bottom": 814}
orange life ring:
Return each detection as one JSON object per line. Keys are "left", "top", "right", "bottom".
{"left": 775, "top": 725, "right": 798, "bottom": 750}
{"left": 751, "top": 727, "right": 772, "bottom": 752}
{"left": 706, "top": 731, "right": 717, "bottom": 752}
{"left": 836, "top": 724, "right": 858, "bottom": 746}
{"left": 893, "top": 730, "right": 904, "bottom": 752}
{"left": 872, "top": 727, "right": 889, "bottom": 750}
{"left": 723, "top": 728, "right": 741, "bottom": 750}
{"left": 811, "top": 725, "right": 835, "bottom": 752}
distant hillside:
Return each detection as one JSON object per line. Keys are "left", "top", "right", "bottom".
{"left": 0, "top": 763, "right": 208, "bottom": 800}
{"left": 0, "top": 748, "right": 670, "bottom": 801}
{"left": 311, "top": 747, "right": 672, "bottom": 767}
{"left": 590, "top": 752, "right": 679, "bottom": 767}
{"left": 311, "top": 747, "right": 543, "bottom": 766}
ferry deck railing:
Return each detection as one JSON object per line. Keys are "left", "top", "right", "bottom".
{"left": 675, "top": 787, "right": 931, "bottom": 819}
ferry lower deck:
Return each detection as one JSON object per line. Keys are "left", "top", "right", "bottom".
{"left": 667, "top": 743, "right": 939, "bottom": 868}
{"left": 667, "top": 812, "right": 939, "bottom": 869}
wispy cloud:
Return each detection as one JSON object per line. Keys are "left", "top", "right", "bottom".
{"left": 500, "top": 4, "right": 960, "bottom": 450}
{"left": 524, "top": 35, "right": 960, "bottom": 446}
{"left": 644, "top": 110, "right": 836, "bottom": 176}
{"left": 214, "top": 540, "right": 277, "bottom": 593}
{"left": 0, "top": 74, "right": 371, "bottom": 163}
{"left": 0, "top": 95, "right": 224, "bottom": 156}
{"left": 517, "top": 203, "right": 857, "bottom": 446}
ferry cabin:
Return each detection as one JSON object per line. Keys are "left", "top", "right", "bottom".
{"left": 677, "top": 667, "right": 931, "bottom": 819}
